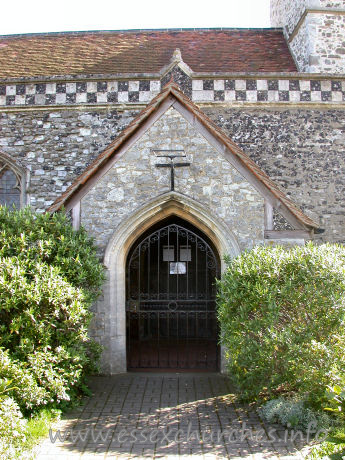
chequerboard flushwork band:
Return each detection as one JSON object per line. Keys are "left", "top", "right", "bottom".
{"left": 0, "top": 78, "right": 344, "bottom": 107}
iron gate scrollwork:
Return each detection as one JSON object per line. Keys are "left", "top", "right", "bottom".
{"left": 126, "top": 223, "right": 220, "bottom": 371}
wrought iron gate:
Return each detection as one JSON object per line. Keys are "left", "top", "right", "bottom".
{"left": 126, "top": 223, "right": 220, "bottom": 371}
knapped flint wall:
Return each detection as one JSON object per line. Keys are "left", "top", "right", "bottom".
{"left": 1, "top": 103, "right": 343, "bottom": 242}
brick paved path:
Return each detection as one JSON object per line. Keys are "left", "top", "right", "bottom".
{"left": 35, "top": 373, "right": 310, "bottom": 459}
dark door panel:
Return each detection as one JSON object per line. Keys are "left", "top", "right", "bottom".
{"left": 126, "top": 220, "right": 220, "bottom": 371}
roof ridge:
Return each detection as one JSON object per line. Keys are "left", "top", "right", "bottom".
{"left": 0, "top": 27, "right": 284, "bottom": 40}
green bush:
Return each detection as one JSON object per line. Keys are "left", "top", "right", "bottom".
{"left": 307, "top": 428, "right": 345, "bottom": 459}
{"left": 0, "top": 206, "right": 103, "bottom": 305}
{"left": 217, "top": 242, "right": 345, "bottom": 401}
{"left": 0, "top": 349, "right": 49, "bottom": 409}
{"left": 0, "top": 206, "right": 104, "bottom": 410}
{"left": 0, "top": 396, "right": 27, "bottom": 459}
{"left": 0, "top": 258, "right": 90, "bottom": 358}
{"left": 259, "top": 397, "right": 330, "bottom": 431}
{"left": 323, "top": 373, "right": 345, "bottom": 419}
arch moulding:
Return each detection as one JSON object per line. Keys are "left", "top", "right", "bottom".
{"left": 101, "top": 192, "right": 240, "bottom": 374}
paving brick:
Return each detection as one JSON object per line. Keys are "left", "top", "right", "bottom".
{"left": 35, "top": 374, "right": 311, "bottom": 459}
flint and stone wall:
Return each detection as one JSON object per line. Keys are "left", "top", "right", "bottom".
{"left": 271, "top": 0, "right": 345, "bottom": 73}
{"left": 1, "top": 76, "right": 344, "bottom": 372}
{"left": 0, "top": 3, "right": 344, "bottom": 372}
{"left": 204, "top": 106, "right": 345, "bottom": 243}
{"left": 0, "top": 102, "right": 344, "bottom": 243}
{"left": 79, "top": 107, "right": 264, "bottom": 372}
{"left": 0, "top": 109, "right": 139, "bottom": 210}
{"left": 289, "top": 10, "right": 345, "bottom": 73}
{"left": 80, "top": 107, "right": 265, "bottom": 255}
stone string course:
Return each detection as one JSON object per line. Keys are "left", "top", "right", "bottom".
{"left": 0, "top": 78, "right": 344, "bottom": 107}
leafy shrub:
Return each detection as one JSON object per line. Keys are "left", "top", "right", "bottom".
{"left": 0, "top": 206, "right": 104, "bottom": 410}
{"left": 0, "top": 257, "right": 90, "bottom": 357}
{"left": 0, "top": 206, "right": 103, "bottom": 300}
{"left": 324, "top": 375, "right": 345, "bottom": 420}
{"left": 260, "top": 397, "right": 330, "bottom": 431}
{"left": 307, "top": 428, "right": 345, "bottom": 459}
{"left": 217, "top": 242, "right": 345, "bottom": 400}
{"left": 0, "top": 396, "right": 27, "bottom": 459}
{"left": 0, "top": 348, "right": 49, "bottom": 409}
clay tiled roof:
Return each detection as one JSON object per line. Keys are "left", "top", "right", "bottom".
{"left": 0, "top": 29, "right": 297, "bottom": 79}
{"left": 49, "top": 82, "right": 318, "bottom": 231}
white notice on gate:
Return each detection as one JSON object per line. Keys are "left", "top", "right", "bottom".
{"left": 170, "top": 262, "right": 186, "bottom": 274}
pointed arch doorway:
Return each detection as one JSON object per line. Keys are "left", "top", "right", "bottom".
{"left": 126, "top": 216, "right": 221, "bottom": 371}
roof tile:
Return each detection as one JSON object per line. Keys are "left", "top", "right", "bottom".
{"left": 0, "top": 29, "right": 296, "bottom": 79}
